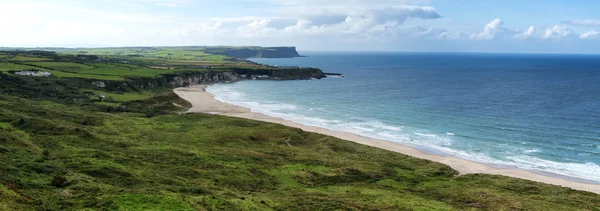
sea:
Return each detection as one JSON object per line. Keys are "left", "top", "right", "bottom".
{"left": 206, "top": 52, "right": 600, "bottom": 183}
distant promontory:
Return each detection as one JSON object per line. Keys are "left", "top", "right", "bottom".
{"left": 203, "top": 46, "right": 302, "bottom": 58}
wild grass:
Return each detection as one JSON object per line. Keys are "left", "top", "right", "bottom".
{"left": 0, "top": 48, "right": 277, "bottom": 81}
{"left": 5, "top": 54, "right": 53, "bottom": 62}
{"left": 0, "top": 63, "right": 45, "bottom": 72}
{"left": 0, "top": 71, "right": 599, "bottom": 211}
{"left": 26, "top": 62, "right": 95, "bottom": 71}
{"left": 82, "top": 89, "right": 154, "bottom": 102}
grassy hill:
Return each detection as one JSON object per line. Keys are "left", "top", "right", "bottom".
{"left": 0, "top": 48, "right": 598, "bottom": 210}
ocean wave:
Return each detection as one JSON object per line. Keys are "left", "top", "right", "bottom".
{"left": 506, "top": 155, "right": 600, "bottom": 182}
{"left": 207, "top": 83, "right": 600, "bottom": 183}
{"left": 524, "top": 149, "right": 540, "bottom": 153}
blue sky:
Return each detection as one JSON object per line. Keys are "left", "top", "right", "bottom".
{"left": 2, "top": 0, "right": 600, "bottom": 53}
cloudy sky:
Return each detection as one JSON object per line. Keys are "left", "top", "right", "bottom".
{"left": 2, "top": 0, "right": 600, "bottom": 53}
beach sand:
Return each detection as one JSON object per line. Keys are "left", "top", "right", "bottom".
{"left": 174, "top": 85, "right": 600, "bottom": 194}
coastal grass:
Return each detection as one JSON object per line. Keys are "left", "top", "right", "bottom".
{"left": 21, "top": 62, "right": 175, "bottom": 80}
{"left": 0, "top": 49, "right": 599, "bottom": 210}
{"left": 0, "top": 47, "right": 274, "bottom": 81}
{"left": 0, "top": 63, "right": 43, "bottom": 72}
{"left": 82, "top": 89, "right": 154, "bottom": 102}
{"left": 45, "top": 47, "right": 230, "bottom": 63}
{"left": 4, "top": 54, "right": 53, "bottom": 62}
{"left": 0, "top": 72, "right": 599, "bottom": 210}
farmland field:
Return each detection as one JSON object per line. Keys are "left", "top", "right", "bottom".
{"left": 0, "top": 63, "right": 47, "bottom": 72}
{"left": 0, "top": 47, "right": 270, "bottom": 81}
{"left": 4, "top": 54, "right": 53, "bottom": 62}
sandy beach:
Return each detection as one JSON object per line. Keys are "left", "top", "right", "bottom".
{"left": 174, "top": 85, "right": 600, "bottom": 194}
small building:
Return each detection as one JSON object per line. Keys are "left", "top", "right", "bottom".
{"left": 15, "top": 71, "right": 51, "bottom": 77}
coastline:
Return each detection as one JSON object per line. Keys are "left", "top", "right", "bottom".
{"left": 174, "top": 85, "right": 600, "bottom": 194}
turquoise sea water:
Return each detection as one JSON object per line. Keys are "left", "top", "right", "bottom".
{"left": 206, "top": 52, "right": 600, "bottom": 183}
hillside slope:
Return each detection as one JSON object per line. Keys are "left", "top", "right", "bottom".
{"left": 0, "top": 73, "right": 599, "bottom": 210}
{"left": 0, "top": 50, "right": 599, "bottom": 210}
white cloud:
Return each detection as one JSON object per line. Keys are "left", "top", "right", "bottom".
{"left": 438, "top": 31, "right": 464, "bottom": 40}
{"left": 561, "top": 20, "right": 600, "bottom": 27}
{"left": 167, "top": 3, "right": 443, "bottom": 40}
{"left": 408, "top": 27, "right": 455, "bottom": 39}
{"left": 470, "top": 18, "right": 505, "bottom": 40}
{"left": 580, "top": 30, "right": 599, "bottom": 39}
{"left": 469, "top": 19, "right": 534, "bottom": 40}
{"left": 513, "top": 26, "right": 535, "bottom": 39}
{"left": 1, "top": 0, "right": 599, "bottom": 51}
{"left": 542, "top": 25, "right": 574, "bottom": 39}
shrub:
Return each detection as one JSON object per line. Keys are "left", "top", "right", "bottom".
{"left": 50, "top": 174, "right": 69, "bottom": 188}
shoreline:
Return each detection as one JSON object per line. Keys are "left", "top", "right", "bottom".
{"left": 173, "top": 85, "right": 600, "bottom": 194}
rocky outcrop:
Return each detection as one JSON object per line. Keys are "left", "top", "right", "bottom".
{"left": 87, "top": 68, "right": 328, "bottom": 93}
{"left": 231, "top": 67, "right": 325, "bottom": 80}
{"left": 167, "top": 72, "right": 241, "bottom": 87}
{"left": 91, "top": 81, "right": 106, "bottom": 88}
{"left": 260, "top": 47, "right": 301, "bottom": 58}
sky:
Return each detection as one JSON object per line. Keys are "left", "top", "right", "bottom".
{"left": 2, "top": 0, "right": 600, "bottom": 53}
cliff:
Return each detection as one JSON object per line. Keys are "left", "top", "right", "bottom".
{"left": 89, "top": 67, "right": 325, "bottom": 92}
{"left": 203, "top": 47, "right": 301, "bottom": 58}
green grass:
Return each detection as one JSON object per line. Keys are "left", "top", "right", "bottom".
{"left": 82, "top": 89, "right": 154, "bottom": 102}
{"left": 19, "top": 62, "right": 171, "bottom": 80}
{"left": 0, "top": 62, "right": 126, "bottom": 80}
{"left": 5, "top": 55, "right": 52, "bottom": 62}
{"left": 0, "top": 49, "right": 599, "bottom": 210}
{"left": 0, "top": 63, "right": 41, "bottom": 72}
{"left": 0, "top": 48, "right": 277, "bottom": 81}
{"left": 112, "top": 194, "right": 195, "bottom": 211}
{"left": 51, "top": 71, "right": 126, "bottom": 80}
{"left": 0, "top": 122, "right": 10, "bottom": 129}
{"left": 26, "top": 62, "right": 95, "bottom": 71}
{"left": 46, "top": 47, "right": 230, "bottom": 63}
{"left": 0, "top": 71, "right": 599, "bottom": 210}
{"left": 91, "top": 63, "right": 174, "bottom": 77}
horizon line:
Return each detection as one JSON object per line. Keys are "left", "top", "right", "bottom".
{"left": 2, "top": 46, "right": 600, "bottom": 56}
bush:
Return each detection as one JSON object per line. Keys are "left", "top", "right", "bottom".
{"left": 50, "top": 174, "right": 69, "bottom": 188}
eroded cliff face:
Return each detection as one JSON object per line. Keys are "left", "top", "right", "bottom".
{"left": 259, "top": 47, "right": 301, "bottom": 58}
{"left": 167, "top": 72, "right": 241, "bottom": 87}
{"left": 89, "top": 68, "right": 325, "bottom": 93}
{"left": 89, "top": 72, "right": 242, "bottom": 92}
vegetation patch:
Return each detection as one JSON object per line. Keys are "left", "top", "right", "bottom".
{"left": 112, "top": 194, "right": 195, "bottom": 211}
{"left": 0, "top": 49, "right": 598, "bottom": 210}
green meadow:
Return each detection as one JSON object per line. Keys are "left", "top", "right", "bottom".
{"left": 0, "top": 50, "right": 253, "bottom": 81}
{"left": 0, "top": 48, "right": 598, "bottom": 210}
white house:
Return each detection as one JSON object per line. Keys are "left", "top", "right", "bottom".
{"left": 15, "top": 71, "right": 52, "bottom": 77}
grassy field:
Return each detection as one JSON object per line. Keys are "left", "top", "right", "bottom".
{"left": 4, "top": 54, "right": 53, "bottom": 62}
{"left": 1, "top": 68, "right": 600, "bottom": 211}
{"left": 26, "top": 62, "right": 95, "bottom": 71}
{"left": 0, "top": 48, "right": 273, "bottom": 81}
{"left": 0, "top": 63, "right": 47, "bottom": 72}
{"left": 82, "top": 89, "right": 154, "bottom": 102}
{"left": 51, "top": 47, "right": 230, "bottom": 63}
{"left": 0, "top": 49, "right": 599, "bottom": 210}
